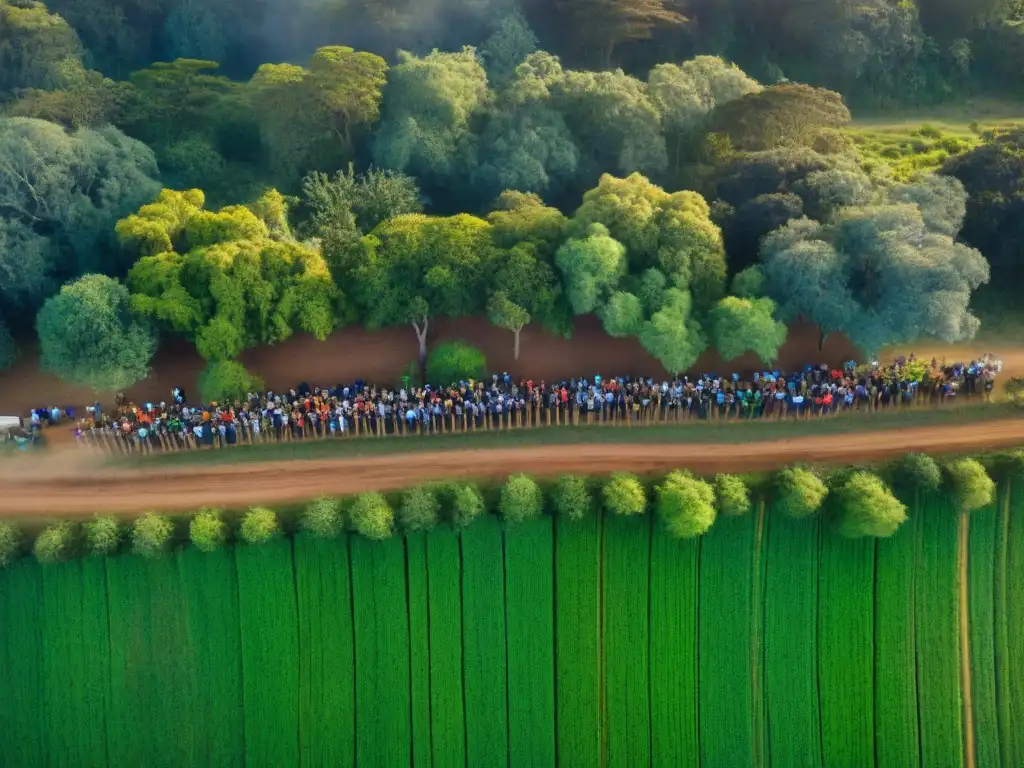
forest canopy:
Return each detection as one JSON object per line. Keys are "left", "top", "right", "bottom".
{"left": 0, "top": 0, "right": 1015, "bottom": 382}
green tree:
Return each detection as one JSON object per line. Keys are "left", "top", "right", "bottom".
{"left": 0, "top": 118, "right": 160, "bottom": 297}
{"left": 426, "top": 341, "right": 487, "bottom": 385}
{"left": 197, "top": 360, "right": 264, "bottom": 405}
{"left": 349, "top": 492, "right": 395, "bottom": 540}
{"left": 553, "top": 0, "right": 687, "bottom": 67}
{"left": 708, "top": 296, "right": 787, "bottom": 363}
{"left": 487, "top": 291, "right": 530, "bottom": 359}
{"left": 571, "top": 172, "right": 727, "bottom": 310}
{"left": 834, "top": 471, "right": 908, "bottom": 538}
{"left": 709, "top": 83, "right": 852, "bottom": 151}
{"left": 555, "top": 223, "right": 627, "bottom": 315}
{"left": 759, "top": 202, "right": 989, "bottom": 352}
{"left": 480, "top": 10, "right": 538, "bottom": 86}
{"left": 945, "top": 458, "right": 995, "bottom": 512}
{"left": 893, "top": 452, "right": 942, "bottom": 494}
{"left": 600, "top": 291, "right": 645, "bottom": 338}
{"left": 487, "top": 191, "right": 569, "bottom": 259}
{"left": 120, "top": 189, "right": 340, "bottom": 360}
{"left": 351, "top": 213, "right": 496, "bottom": 361}
{"left": 84, "top": 515, "right": 120, "bottom": 556}
{"left": 372, "top": 47, "right": 488, "bottom": 193}
{"left": 602, "top": 471, "right": 647, "bottom": 516}
{"left": 36, "top": 274, "right": 156, "bottom": 391}
{"left": 450, "top": 483, "right": 485, "bottom": 529}
{"left": 240, "top": 507, "right": 279, "bottom": 545}
{"left": 33, "top": 521, "right": 75, "bottom": 564}
{"left": 638, "top": 288, "right": 707, "bottom": 372}
{"left": 714, "top": 474, "right": 750, "bottom": 516}
{"left": 773, "top": 466, "right": 828, "bottom": 519}
{"left": 500, "top": 474, "right": 544, "bottom": 524}
{"left": 0, "top": 0, "right": 83, "bottom": 93}
{"left": 399, "top": 486, "right": 440, "bottom": 532}
{"left": 190, "top": 508, "right": 227, "bottom": 552}
{"left": 250, "top": 46, "right": 388, "bottom": 180}
{"left": 551, "top": 474, "right": 593, "bottom": 520}
{"left": 301, "top": 497, "right": 344, "bottom": 538}
{"left": 132, "top": 513, "right": 174, "bottom": 558}
{"left": 0, "top": 521, "right": 20, "bottom": 568}
{"left": 655, "top": 470, "right": 717, "bottom": 538}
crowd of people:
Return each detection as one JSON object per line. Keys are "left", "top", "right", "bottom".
{"left": 43, "top": 353, "right": 1001, "bottom": 454}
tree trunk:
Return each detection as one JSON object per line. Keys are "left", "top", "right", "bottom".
{"left": 513, "top": 328, "right": 521, "bottom": 361}
{"left": 819, "top": 329, "right": 828, "bottom": 351}
{"left": 412, "top": 317, "right": 429, "bottom": 366}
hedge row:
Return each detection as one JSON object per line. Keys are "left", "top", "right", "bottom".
{"left": 1, "top": 451, "right": 1020, "bottom": 567}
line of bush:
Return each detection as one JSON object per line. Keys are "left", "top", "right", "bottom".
{"left": 2, "top": 451, "right": 1021, "bottom": 568}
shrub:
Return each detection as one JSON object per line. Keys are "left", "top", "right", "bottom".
{"left": 0, "top": 317, "right": 16, "bottom": 371}
{"left": 715, "top": 474, "right": 750, "bottom": 516}
{"left": 893, "top": 452, "right": 942, "bottom": 493}
{"left": 450, "top": 484, "right": 485, "bottom": 529}
{"left": 349, "top": 492, "right": 394, "bottom": 540}
{"left": 190, "top": 508, "right": 227, "bottom": 552}
{"left": 551, "top": 475, "right": 593, "bottom": 521}
{"left": 1006, "top": 377, "right": 1024, "bottom": 407}
{"left": 132, "top": 513, "right": 174, "bottom": 558}
{"left": 301, "top": 497, "right": 344, "bottom": 538}
{"left": 946, "top": 458, "right": 995, "bottom": 512}
{"left": 33, "top": 521, "right": 76, "bottom": 564}
{"left": 773, "top": 466, "right": 828, "bottom": 518}
{"left": 198, "top": 360, "right": 265, "bottom": 405}
{"left": 399, "top": 486, "right": 440, "bottom": 531}
{"left": 655, "top": 471, "right": 717, "bottom": 538}
{"left": 500, "top": 474, "right": 544, "bottom": 524}
{"left": 834, "top": 471, "right": 907, "bottom": 538}
{"left": 0, "top": 522, "right": 21, "bottom": 568}
{"left": 84, "top": 516, "right": 121, "bottom": 556}
{"left": 602, "top": 472, "right": 647, "bottom": 517}
{"left": 426, "top": 341, "right": 487, "bottom": 385}
{"left": 240, "top": 506, "right": 279, "bottom": 544}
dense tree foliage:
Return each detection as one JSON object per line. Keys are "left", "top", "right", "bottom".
{"left": 655, "top": 470, "right": 717, "bottom": 538}
{"left": 834, "top": 472, "right": 908, "bottom": 538}
{"left": 551, "top": 474, "right": 593, "bottom": 520}
{"left": 0, "top": 0, "right": 1015, "bottom": 373}
{"left": 398, "top": 486, "right": 440, "bottom": 532}
{"left": 36, "top": 274, "right": 156, "bottom": 390}
{"left": 240, "top": 507, "right": 279, "bottom": 545}
{"left": 197, "top": 360, "right": 264, "bottom": 405}
{"left": 774, "top": 467, "right": 828, "bottom": 519}
{"left": 84, "top": 515, "right": 120, "bottom": 555}
{"left": 190, "top": 508, "right": 227, "bottom": 552}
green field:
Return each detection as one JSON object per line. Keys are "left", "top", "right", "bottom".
{"left": 2, "top": 486, "right": 1022, "bottom": 766}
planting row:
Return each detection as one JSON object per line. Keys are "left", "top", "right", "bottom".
{"left": 2, "top": 451, "right": 1016, "bottom": 568}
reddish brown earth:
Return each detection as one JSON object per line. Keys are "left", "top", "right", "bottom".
{"left": 3, "top": 419, "right": 1024, "bottom": 519}
{"left": 0, "top": 317, "right": 859, "bottom": 414}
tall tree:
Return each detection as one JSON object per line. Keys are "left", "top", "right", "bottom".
{"left": 553, "top": 0, "right": 687, "bottom": 66}
{"left": 350, "top": 213, "right": 498, "bottom": 362}
{"left": 0, "top": 0, "right": 83, "bottom": 94}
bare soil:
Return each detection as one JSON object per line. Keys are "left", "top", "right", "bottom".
{"left": 3, "top": 419, "right": 1024, "bottom": 519}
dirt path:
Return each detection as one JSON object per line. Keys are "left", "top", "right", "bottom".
{"left": 3, "top": 419, "right": 1024, "bottom": 519}
{"left": 959, "top": 511, "right": 977, "bottom": 768}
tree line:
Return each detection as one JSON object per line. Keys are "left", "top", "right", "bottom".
{"left": 1, "top": 1, "right": 1018, "bottom": 383}
{"left": 3, "top": 451, "right": 1018, "bottom": 567}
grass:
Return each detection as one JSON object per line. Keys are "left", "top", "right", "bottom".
{"left": 504, "top": 516, "right": 557, "bottom": 766}
{"left": 293, "top": 536, "right": 355, "bottom": 766}
{"left": 915, "top": 494, "right": 963, "bottom": 768}
{"left": 555, "top": 512, "right": 602, "bottom": 768}
{"left": 818, "top": 531, "right": 875, "bottom": 767}
{"left": 698, "top": 513, "right": 757, "bottom": 767}
{"left": 874, "top": 496, "right": 921, "bottom": 768}
{"left": 602, "top": 512, "right": 652, "bottom": 768}
{"left": 236, "top": 539, "right": 300, "bottom": 768}
{"left": 119, "top": 403, "right": 1020, "bottom": 469}
{"left": 649, "top": 523, "right": 699, "bottom": 764}
{"left": 406, "top": 532, "right": 432, "bottom": 768}
{"left": 351, "top": 536, "right": 411, "bottom": 768}
{"left": 460, "top": 515, "right": 509, "bottom": 766}
{"left": 426, "top": 528, "right": 466, "bottom": 768}
{"left": 968, "top": 497, "right": 1001, "bottom": 768}
{"left": 4, "top": 481, "right": 1023, "bottom": 765}
{"left": 763, "top": 509, "right": 821, "bottom": 767}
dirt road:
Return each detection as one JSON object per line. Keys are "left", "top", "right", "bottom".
{"left": 3, "top": 418, "right": 1023, "bottom": 518}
